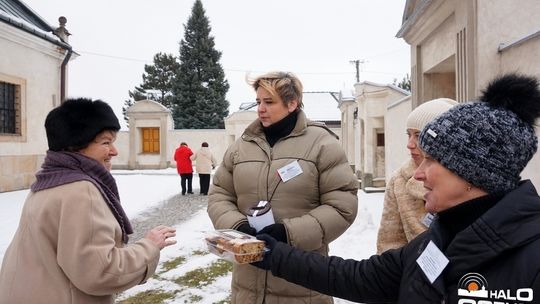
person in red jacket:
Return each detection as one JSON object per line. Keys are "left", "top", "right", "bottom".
{"left": 174, "top": 142, "right": 194, "bottom": 195}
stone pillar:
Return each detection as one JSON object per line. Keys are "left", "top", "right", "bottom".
{"left": 159, "top": 116, "right": 168, "bottom": 168}
{"left": 128, "top": 115, "right": 137, "bottom": 169}
{"left": 362, "top": 124, "right": 375, "bottom": 189}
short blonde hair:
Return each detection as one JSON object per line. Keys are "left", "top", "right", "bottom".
{"left": 248, "top": 71, "right": 303, "bottom": 108}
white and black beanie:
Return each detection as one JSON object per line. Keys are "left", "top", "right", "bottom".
{"left": 419, "top": 73, "right": 540, "bottom": 193}
{"left": 45, "top": 98, "right": 120, "bottom": 151}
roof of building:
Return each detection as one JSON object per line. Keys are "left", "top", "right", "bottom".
{"left": 357, "top": 80, "right": 411, "bottom": 96}
{"left": 396, "top": 0, "right": 432, "bottom": 38}
{"left": 0, "top": 0, "right": 69, "bottom": 48}
{"left": 0, "top": 0, "right": 52, "bottom": 31}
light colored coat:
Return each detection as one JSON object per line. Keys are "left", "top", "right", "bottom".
{"left": 376, "top": 158, "right": 428, "bottom": 254}
{"left": 208, "top": 110, "right": 359, "bottom": 304}
{"left": 190, "top": 146, "right": 217, "bottom": 174}
{"left": 0, "top": 181, "right": 160, "bottom": 304}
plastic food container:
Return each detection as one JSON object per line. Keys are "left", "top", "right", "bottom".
{"left": 205, "top": 229, "right": 266, "bottom": 264}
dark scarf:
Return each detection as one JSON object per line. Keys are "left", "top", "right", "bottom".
{"left": 262, "top": 110, "right": 298, "bottom": 147}
{"left": 31, "top": 151, "right": 133, "bottom": 243}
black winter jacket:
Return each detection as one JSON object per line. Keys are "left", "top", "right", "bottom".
{"left": 266, "top": 181, "right": 540, "bottom": 303}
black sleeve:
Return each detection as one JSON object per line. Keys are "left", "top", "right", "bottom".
{"left": 270, "top": 242, "right": 403, "bottom": 303}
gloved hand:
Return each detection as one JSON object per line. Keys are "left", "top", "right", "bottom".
{"left": 251, "top": 233, "right": 277, "bottom": 270}
{"left": 236, "top": 222, "right": 256, "bottom": 236}
{"left": 257, "top": 223, "right": 287, "bottom": 243}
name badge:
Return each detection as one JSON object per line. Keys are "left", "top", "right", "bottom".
{"left": 277, "top": 160, "right": 303, "bottom": 183}
{"left": 421, "top": 213, "right": 435, "bottom": 227}
{"left": 416, "top": 241, "right": 449, "bottom": 283}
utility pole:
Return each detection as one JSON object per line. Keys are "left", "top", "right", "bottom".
{"left": 349, "top": 59, "right": 365, "bottom": 83}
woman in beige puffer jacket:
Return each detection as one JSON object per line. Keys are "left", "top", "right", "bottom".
{"left": 208, "top": 71, "right": 358, "bottom": 304}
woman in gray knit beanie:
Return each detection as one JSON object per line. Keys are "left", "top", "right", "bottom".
{"left": 416, "top": 73, "right": 540, "bottom": 211}
{"left": 250, "top": 73, "right": 540, "bottom": 303}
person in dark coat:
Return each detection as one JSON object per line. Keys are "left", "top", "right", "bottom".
{"left": 254, "top": 73, "right": 540, "bottom": 304}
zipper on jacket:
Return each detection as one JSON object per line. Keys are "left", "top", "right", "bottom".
{"left": 261, "top": 270, "right": 269, "bottom": 304}
{"left": 265, "top": 146, "right": 272, "bottom": 202}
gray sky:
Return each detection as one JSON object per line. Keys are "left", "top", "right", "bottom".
{"left": 22, "top": 0, "right": 410, "bottom": 129}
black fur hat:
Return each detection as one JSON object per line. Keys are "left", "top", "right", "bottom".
{"left": 45, "top": 98, "right": 120, "bottom": 151}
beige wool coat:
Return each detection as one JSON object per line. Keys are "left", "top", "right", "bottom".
{"left": 190, "top": 146, "right": 217, "bottom": 174}
{"left": 376, "top": 158, "right": 428, "bottom": 254}
{"left": 0, "top": 181, "right": 160, "bottom": 304}
{"left": 208, "top": 110, "right": 359, "bottom": 304}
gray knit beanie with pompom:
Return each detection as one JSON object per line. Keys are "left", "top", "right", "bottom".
{"left": 419, "top": 73, "right": 540, "bottom": 193}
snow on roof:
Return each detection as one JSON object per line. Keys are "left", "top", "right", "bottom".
{"left": 359, "top": 80, "right": 411, "bottom": 96}
{"left": 302, "top": 92, "right": 341, "bottom": 121}
{"left": 0, "top": 0, "right": 67, "bottom": 46}
{"left": 0, "top": 0, "right": 52, "bottom": 32}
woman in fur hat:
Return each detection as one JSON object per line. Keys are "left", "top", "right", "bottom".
{"left": 253, "top": 73, "right": 540, "bottom": 303}
{"left": 376, "top": 98, "right": 457, "bottom": 253}
{"left": 0, "top": 98, "right": 177, "bottom": 304}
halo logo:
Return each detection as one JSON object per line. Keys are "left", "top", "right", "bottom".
{"left": 457, "top": 273, "right": 533, "bottom": 304}
{"left": 458, "top": 273, "right": 489, "bottom": 298}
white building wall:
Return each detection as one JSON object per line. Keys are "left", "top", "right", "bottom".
{"left": 168, "top": 130, "right": 227, "bottom": 167}
{"left": 0, "top": 22, "right": 65, "bottom": 155}
{"left": 225, "top": 111, "right": 257, "bottom": 146}
{"left": 400, "top": 0, "right": 540, "bottom": 188}
{"left": 0, "top": 22, "right": 68, "bottom": 192}
{"left": 475, "top": 0, "right": 540, "bottom": 88}
{"left": 112, "top": 128, "right": 227, "bottom": 169}
{"left": 385, "top": 96, "right": 412, "bottom": 183}
{"left": 112, "top": 131, "right": 130, "bottom": 165}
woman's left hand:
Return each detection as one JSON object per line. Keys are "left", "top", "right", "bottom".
{"left": 145, "top": 225, "right": 177, "bottom": 249}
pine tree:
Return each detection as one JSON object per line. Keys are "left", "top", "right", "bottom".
{"left": 123, "top": 53, "right": 179, "bottom": 125}
{"left": 172, "top": 0, "right": 229, "bottom": 129}
{"left": 141, "top": 52, "right": 180, "bottom": 110}
{"left": 393, "top": 73, "right": 411, "bottom": 92}
{"left": 122, "top": 86, "right": 147, "bottom": 126}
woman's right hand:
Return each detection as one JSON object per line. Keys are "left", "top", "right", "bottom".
{"left": 145, "top": 225, "right": 177, "bottom": 249}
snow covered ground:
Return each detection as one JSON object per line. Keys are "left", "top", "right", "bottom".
{"left": 0, "top": 169, "right": 384, "bottom": 303}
